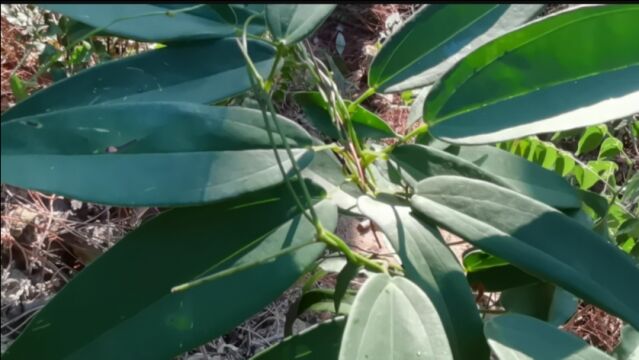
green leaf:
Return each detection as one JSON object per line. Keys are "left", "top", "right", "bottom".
{"left": 455, "top": 145, "right": 581, "bottom": 209}
{"left": 391, "top": 144, "right": 580, "bottom": 209}
{"left": 411, "top": 176, "right": 639, "bottom": 328}
{"left": 463, "top": 249, "right": 509, "bottom": 271}
{"left": 485, "top": 314, "right": 614, "bottom": 359}
{"left": 302, "top": 150, "right": 361, "bottom": 216}
{"left": 357, "top": 195, "right": 488, "bottom": 360}
{"left": 501, "top": 283, "right": 577, "bottom": 326}
{"left": 297, "top": 288, "right": 354, "bottom": 316}
{"left": 618, "top": 219, "right": 639, "bottom": 239}
{"left": 3, "top": 39, "right": 275, "bottom": 121}
{"left": 4, "top": 180, "right": 338, "bottom": 360}
{"left": 266, "top": 4, "right": 336, "bottom": 45}
{"left": 463, "top": 250, "right": 541, "bottom": 292}
{"left": 578, "top": 189, "right": 610, "bottom": 219}
{"left": 406, "top": 85, "right": 432, "bottom": 126}
{"left": 425, "top": 5, "right": 639, "bottom": 144}
{"left": 391, "top": 144, "right": 510, "bottom": 188}
{"left": 599, "top": 137, "right": 624, "bottom": 159}
{"left": 577, "top": 125, "right": 607, "bottom": 156}
{"left": 613, "top": 324, "right": 639, "bottom": 360}
{"left": 252, "top": 318, "right": 346, "bottom": 360}
{"left": 1, "top": 103, "right": 314, "bottom": 207}
{"left": 334, "top": 261, "right": 360, "bottom": 314}
{"left": 574, "top": 160, "right": 618, "bottom": 190}
{"left": 467, "top": 264, "right": 541, "bottom": 292}
{"left": 556, "top": 153, "right": 576, "bottom": 177}
{"left": 294, "top": 92, "right": 395, "bottom": 139}
{"left": 40, "top": 4, "right": 247, "bottom": 42}
{"left": 339, "top": 273, "right": 453, "bottom": 360}
{"left": 369, "top": 5, "right": 542, "bottom": 92}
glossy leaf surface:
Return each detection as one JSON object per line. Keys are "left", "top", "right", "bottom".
{"left": 485, "top": 314, "right": 613, "bottom": 359}
{"left": 339, "top": 273, "right": 453, "bottom": 360}
{"left": 4, "top": 181, "right": 338, "bottom": 360}
{"left": 369, "top": 5, "right": 542, "bottom": 92}
{"left": 613, "top": 324, "right": 639, "bottom": 360}
{"left": 2, "top": 103, "right": 313, "bottom": 207}
{"left": 411, "top": 176, "right": 639, "bottom": 328}
{"left": 295, "top": 92, "right": 395, "bottom": 139}
{"left": 266, "top": 4, "right": 336, "bottom": 45}
{"left": 3, "top": 39, "right": 275, "bottom": 121}
{"left": 252, "top": 318, "right": 345, "bottom": 360}
{"left": 425, "top": 5, "right": 639, "bottom": 144}
{"left": 391, "top": 144, "right": 580, "bottom": 209}
{"left": 454, "top": 145, "right": 581, "bottom": 209}
{"left": 577, "top": 125, "right": 607, "bottom": 156}
{"left": 40, "top": 4, "right": 244, "bottom": 42}
{"left": 358, "top": 195, "right": 488, "bottom": 360}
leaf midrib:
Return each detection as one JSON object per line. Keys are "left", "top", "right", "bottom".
{"left": 373, "top": 5, "right": 499, "bottom": 89}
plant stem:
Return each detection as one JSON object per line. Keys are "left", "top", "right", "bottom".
{"left": 318, "top": 228, "right": 387, "bottom": 274}
{"left": 348, "top": 87, "right": 376, "bottom": 113}
{"left": 237, "top": 21, "right": 320, "bottom": 229}
{"left": 382, "top": 123, "right": 429, "bottom": 154}
{"left": 171, "top": 241, "right": 316, "bottom": 293}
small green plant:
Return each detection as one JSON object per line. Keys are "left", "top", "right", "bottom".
{"left": 2, "top": 4, "right": 638, "bottom": 359}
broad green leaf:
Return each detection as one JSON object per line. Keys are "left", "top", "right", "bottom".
{"left": 540, "top": 145, "right": 562, "bottom": 169}
{"left": 425, "top": 5, "right": 639, "bottom": 144}
{"left": 574, "top": 160, "right": 618, "bottom": 190}
{"left": 369, "top": 5, "right": 543, "bottom": 92}
{"left": 4, "top": 180, "right": 338, "bottom": 360}
{"left": 391, "top": 144, "right": 580, "bottom": 209}
{"left": 501, "top": 283, "right": 577, "bottom": 326}
{"left": 578, "top": 189, "right": 610, "bottom": 219}
{"left": 485, "top": 314, "right": 614, "bottom": 359}
{"left": 252, "top": 318, "right": 346, "bottom": 360}
{"left": 339, "top": 273, "right": 453, "bottom": 360}
{"left": 454, "top": 145, "right": 581, "bottom": 209}
{"left": 463, "top": 250, "right": 541, "bottom": 292}
{"left": 295, "top": 92, "right": 396, "bottom": 139}
{"left": 613, "top": 324, "right": 639, "bottom": 360}
{"left": 391, "top": 144, "right": 509, "bottom": 188}
{"left": 406, "top": 85, "right": 432, "bottom": 126}
{"left": 599, "top": 137, "right": 624, "bottom": 159}
{"left": 463, "top": 249, "right": 509, "bottom": 271}
{"left": 39, "top": 4, "right": 252, "bottom": 42}
{"left": 266, "top": 4, "right": 336, "bottom": 45}
{"left": 411, "top": 176, "right": 639, "bottom": 328}
{"left": 2, "top": 39, "right": 275, "bottom": 121}
{"left": 358, "top": 195, "right": 488, "bottom": 360}
{"left": 297, "top": 288, "right": 354, "bottom": 316}
{"left": 467, "top": 265, "right": 541, "bottom": 292}
{"left": 302, "top": 150, "right": 361, "bottom": 215}
{"left": 334, "top": 261, "right": 360, "bottom": 313}
{"left": 1, "top": 103, "right": 314, "bottom": 207}
{"left": 577, "top": 125, "right": 607, "bottom": 156}
{"left": 618, "top": 219, "right": 639, "bottom": 239}
{"left": 556, "top": 153, "right": 576, "bottom": 177}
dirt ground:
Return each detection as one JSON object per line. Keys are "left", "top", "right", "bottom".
{"left": 0, "top": 4, "right": 625, "bottom": 358}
